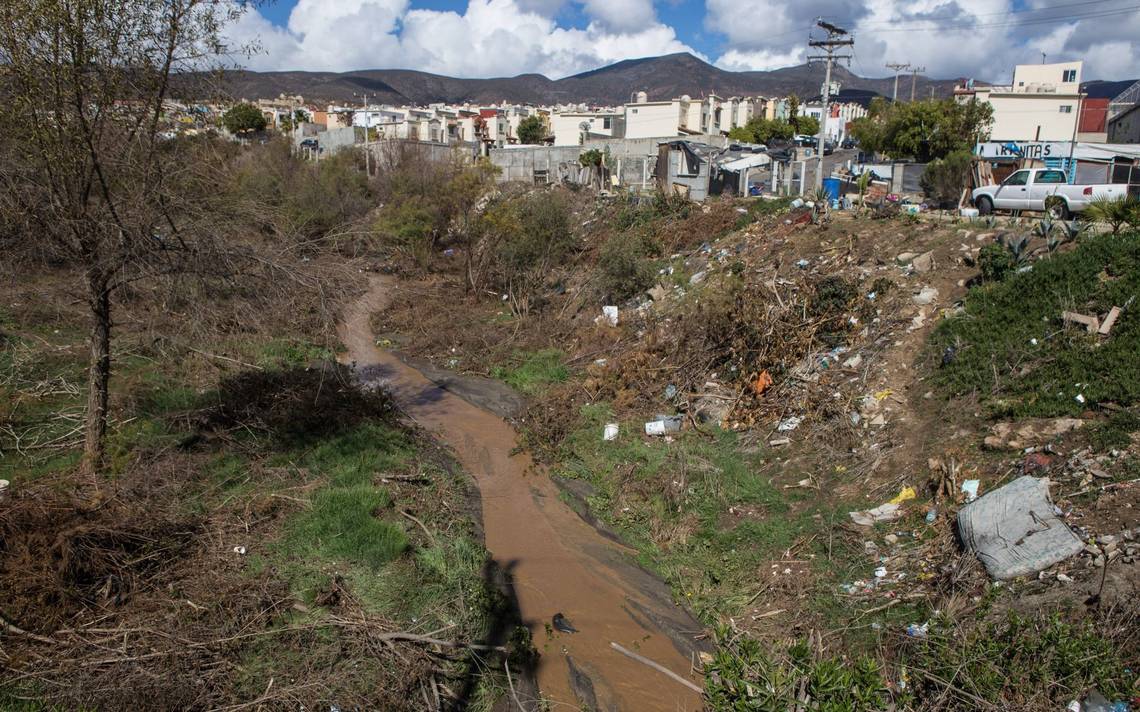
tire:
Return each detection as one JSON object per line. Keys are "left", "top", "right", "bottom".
{"left": 975, "top": 195, "right": 993, "bottom": 215}
{"left": 1046, "top": 198, "right": 1070, "bottom": 220}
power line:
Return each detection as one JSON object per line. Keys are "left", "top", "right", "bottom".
{"left": 863, "top": 4, "right": 1140, "bottom": 32}
{"left": 885, "top": 62, "right": 909, "bottom": 101}
{"left": 807, "top": 19, "right": 852, "bottom": 191}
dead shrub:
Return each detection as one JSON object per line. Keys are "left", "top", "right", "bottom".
{"left": 199, "top": 362, "right": 398, "bottom": 445}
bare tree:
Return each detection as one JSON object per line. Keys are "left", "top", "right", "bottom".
{"left": 0, "top": 0, "right": 250, "bottom": 475}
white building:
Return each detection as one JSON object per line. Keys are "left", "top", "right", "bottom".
{"left": 550, "top": 111, "right": 623, "bottom": 145}
{"left": 956, "top": 61, "right": 1084, "bottom": 142}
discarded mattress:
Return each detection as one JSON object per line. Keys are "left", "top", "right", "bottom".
{"left": 957, "top": 476, "right": 1084, "bottom": 580}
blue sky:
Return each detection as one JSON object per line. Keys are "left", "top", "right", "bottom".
{"left": 228, "top": 0, "right": 1140, "bottom": 81}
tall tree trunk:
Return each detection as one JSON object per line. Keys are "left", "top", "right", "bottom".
{"left": 81, "top": 276, "right": 111, "bottom": 477}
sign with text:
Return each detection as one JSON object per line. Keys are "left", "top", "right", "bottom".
{"left": 975, "top": 141, "right": 1070, "bottom": 160}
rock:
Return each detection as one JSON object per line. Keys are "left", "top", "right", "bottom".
{"left": 1093, "top": 555, "right": 1105, "bottom": 568}
{"left": 885, "top": 534, "right": 899, "bottom": 545}
{"left": 912, "top": 286, "right": 939, "bottom": 306}
{"left": 896, "top": 251, "right": 918, "bottom": 264}
{"left": 983, "top": 418, "right": 1084, "bottom": 451}
{"left": 648, "top": 284, "right": 670, "bottom": 301}
{"left": 911, "top": 251, "right": 935, "bottom": 273}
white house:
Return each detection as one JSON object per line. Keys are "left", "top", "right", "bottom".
{"left": 956, "top": 61, "right": 1084, "bottom": 142}
{"left": 550, "top": 110, "right": 623, "bottom": 145}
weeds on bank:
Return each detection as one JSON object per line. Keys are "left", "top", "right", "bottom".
{"left": 489, "top": 348, "right": 568, "bottom": 395}
{"left": 706, "top": 610, "right": 1138, "bottom": 711}
{"left": 931, "top": 231, "right": 1140, "bottom": 417}
{"left": 554, "top": 403, "right": 843, "bottom": 619}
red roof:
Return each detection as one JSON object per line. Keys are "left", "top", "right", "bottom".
{"left": 479, "top": 109, "right": 499, "bottom": 118}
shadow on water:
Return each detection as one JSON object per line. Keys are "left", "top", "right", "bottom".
{"left": 450, "top": 559, "right": 541, "bottom": 711}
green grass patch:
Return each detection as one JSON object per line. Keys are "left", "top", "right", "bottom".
{"left": 490, "top": 349, "right": 568, "bottom": 395}
{"left": 931, "top": 231, "right": 1140, "bottom": 417}
{"left": 1087, "top": 409, "right": 1140, "bottom": 451}
{"left": 554, "top": 403, "right": 840, "bottom": 620}
{"left": 902, "top": 612, "right": 1137, "bottom": 708}
{"left": 284, "top": 484, "right": 408, "bottom": 570}
{"left": 256, "top": 339, "right": 334, "bottom": 369}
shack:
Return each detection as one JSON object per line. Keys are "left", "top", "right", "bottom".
{"left": 656, "top": 141, "right": 719, "bottom": 200}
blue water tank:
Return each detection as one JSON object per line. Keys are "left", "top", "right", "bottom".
{"left": 822, "top": 177, "right": 841, "bottom": 202}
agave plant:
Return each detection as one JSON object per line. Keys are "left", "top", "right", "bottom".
{"left": 810, "top": 187, "right": 831, "bottom": 224}
{"left": 998, "top": 232, "right": 1032, "bottom": 266}
{"left": 1033, "top": 216, "right": 1054, "bottom": 240}
{"left": 1048, "top": 219, "right": 1086, "bottom": 252}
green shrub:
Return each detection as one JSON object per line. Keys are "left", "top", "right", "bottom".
{"left": 596, "top": 233, "right": 657, "bottom": 302}
{"left": 1085, "top": 195, "right": 1140, "bottom": 235}
{"left": 920, "top": 150, "right": 972, "bottom": 206}
{"left": 978, "top": 242, "right": 1015, "bottom": 281}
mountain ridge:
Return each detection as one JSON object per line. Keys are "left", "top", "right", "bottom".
{"left": 217, "top": 52, "right": 970, "bottom": 106}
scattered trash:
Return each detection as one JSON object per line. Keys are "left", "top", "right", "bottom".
{"left": 795, "top": 259, "right": 810, "bottom": 269}
{"left": 752, "top": 370, "right": 773, "bottom": 395}
{"left": 888, "top": 486, "right": 917, "bottom": 505}
{"left": 1080, "top": 689, "right": 1132, "bottom": 712}
{"left": 602, "top": 305, "right": 619, "bottom": 326}
{"left": 874, "top": 566, "right": 887, "bottom": 578}
{"left": 983, "top": 417, "right": 1084, "bottom": 450}
{"left": 911, "top": 251, "right": 934, "bottom": 273}
{"left": 960, "top": 207, "right": 979, "bottom": 218}
{"left": 442, "top": 248, "right": 455, "bottom": 257}
{"left": 777, "top": 416, "right": 803, "bottom": 432}
{"left": 905, "top": 622, "right": 929, "bottom": 638}
{"left": 664, "top": 384, "right": 678, "bottom": 399}
{"left": 689, "top": 271, "right": 707, "bottom": 285}
{"left": 0, "top": 479, "right": 9, "bottom": 499}
{"left": 790, "top": 198, "right": 804, "bottom": 209}
{"left": 961, "top": 479, "right": 980, "bottom": 502}
{"left": 925, "top": 509, "right": 937, "bottom": 524}
{"left": 645, "top": 415, "right": 683, "bottom": 436}
{"left": 603, "top": 423, "right": 619, "bottom": 441}
{"left": 843, "top": 354, "right": 863, "bottom": 369}
{"left": 1057, "top": 573, "right": 1073, "bottom": 583}
{"left": 1098, "top": 306, "right": 1122, "bottom": 335}
{"left": 233, "top": 545, "right": 247, "bottom": 555}
{"left": 1062, "top": 310, "right": 1102, "bottom": 333}
{"left": 552, "top": 612, "right": 578, "bottom": 633}
{"left": 958, "top": 476, "right": 1085, "bottom": 579}
{"left": 912, "top": 286, "right": 939, "bottom": 306}
{"left": 941, "top": 346, "right": 957, "bottom": 366}
{"left": 768, "top": 437, "right": 791, "bottom": 446}
{"left": 849, "top": 502, "right": 903, "bottom": 527}
{"left": 594, "top": 358, "right": 608, "bottom": 367}
{"left": 1075, "top": 393, "right": 1086, "bottom": 404}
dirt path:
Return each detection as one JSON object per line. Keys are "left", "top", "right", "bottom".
{"left": 339, "top": 275, "right": 706, "bottom": 711}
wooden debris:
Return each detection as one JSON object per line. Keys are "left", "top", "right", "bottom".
{"left": 1062, "top": 310, "right": 1100, "bottom": 333}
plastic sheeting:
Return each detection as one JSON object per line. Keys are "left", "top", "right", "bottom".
{"left": 957, "top": 476, "right": 1085, "bottom": 580}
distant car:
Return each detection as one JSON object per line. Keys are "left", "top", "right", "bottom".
{"left": 299, "top": 138, "right": 318, "bottom": 149}
{"left": 841, "top": 138, "right": 857, "bottom": 150}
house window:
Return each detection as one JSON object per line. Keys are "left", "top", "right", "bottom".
{"left": 603, "top": 117, "right": 611, "bottom": 129}
{"left": 1059, "top": 105, "right": 1073, "bottom": 113}
{"left": 631, "top": 108, "right": 638, "bottom": 114}
{"left": 1018, "top": 81, "right": 1024, "bottom": 86}
{"left": 1062, "top": 69, "right": 1077, "bottom": 82}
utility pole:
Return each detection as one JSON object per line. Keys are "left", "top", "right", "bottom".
{"left": 808, "top": 19, "right": 853, "bottom": 190}
{"left": 909, "top": 66, "right": 926, "bottom": 102}
{"left": 886, "top": 62, "right": 909, "bottom": 102}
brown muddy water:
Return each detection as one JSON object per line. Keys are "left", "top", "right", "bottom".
{"left": 339, "top": 275, "right": 706, "bottom": 711}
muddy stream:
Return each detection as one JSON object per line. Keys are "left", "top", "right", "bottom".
{"left": 339, "top": 275, "right": 705, "bottom": 710}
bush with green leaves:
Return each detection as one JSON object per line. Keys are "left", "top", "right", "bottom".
{"left": 516, "top": 115, "right": 545, "bottom": 144}
{"left": 920, "top": 150, "right": 973, "bottom": 206}
{"left": 221, "top": 102, "right": 267, "bottom": 134}
{"left": 978, "top": 242, "right": 1015, "bottom": 282}
{"left": 596, "top": 232, "right": 658, "bottom": 302}
{"left": 478, "top": 191, "right": 575, "bottom": 313}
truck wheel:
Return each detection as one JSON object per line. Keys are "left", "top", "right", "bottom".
{"left": 1046, "top": 198, "right": 1070, "bottom": 220}
{"left": 975, "top": 196, "right": 993, "bottom": 215}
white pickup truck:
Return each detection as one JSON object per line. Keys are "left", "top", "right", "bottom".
{"left": 972, "top": 168, "right": 1137, "bottom": 219}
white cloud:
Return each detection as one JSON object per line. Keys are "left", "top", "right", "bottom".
{"left": 226, "top": 0, "right": 695, "bottom": 78}
{"left": 705, "top": 0, "right": 1140, "bottom": 82}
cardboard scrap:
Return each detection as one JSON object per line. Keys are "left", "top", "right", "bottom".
{"left": 1098, "top": 306, "right": 1121, "bottom": 335}
{"left": 1062, "top": 310, "right": 1099, "bottom": 333}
